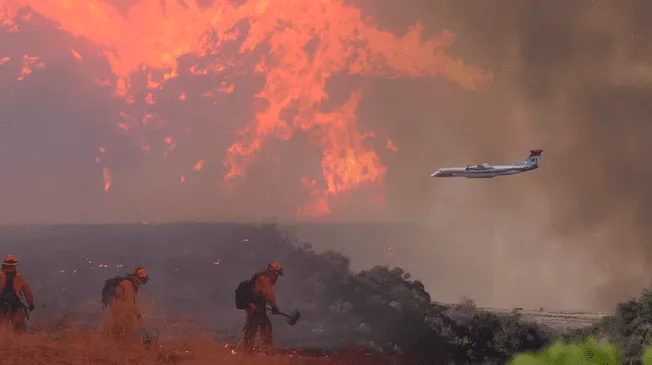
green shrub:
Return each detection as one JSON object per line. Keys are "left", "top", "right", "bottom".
{"left": 581, "top": 289, "right": 652, "bottom": 364}
{"left": 508, "top": 337, "right": 621, "bottom": 365}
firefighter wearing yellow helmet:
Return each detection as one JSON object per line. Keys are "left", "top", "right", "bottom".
{"left": 102, "top": 267, "right": 150, "bottom": 342}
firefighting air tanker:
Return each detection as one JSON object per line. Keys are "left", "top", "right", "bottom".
{"left": 431, "top": 150, "right": 543, "bottom": 179}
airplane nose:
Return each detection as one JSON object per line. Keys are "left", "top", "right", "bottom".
{"left": 431, "top": 170, "right": 442, "bottom": 177}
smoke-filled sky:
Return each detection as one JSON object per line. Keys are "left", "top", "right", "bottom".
{"left": 1, "top": 0, "right": 651, "bottom": 311}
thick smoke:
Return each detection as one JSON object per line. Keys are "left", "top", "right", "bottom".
{"left": 452, "top": 0, "right": 652, "bottom": 310}
{"left": 337, "top": 0, "right": 652, "bottom": 310}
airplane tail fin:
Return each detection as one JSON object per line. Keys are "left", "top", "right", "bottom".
{"left": 525, "top": 149, "right": 543, "bottom": 165}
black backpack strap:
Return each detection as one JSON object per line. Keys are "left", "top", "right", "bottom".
{"left": 250, "top": 273, "right": 262, "bottom": 295}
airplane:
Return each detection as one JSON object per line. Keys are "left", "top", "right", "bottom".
{"left": 431, "top": 149, "right": 543, "bottom": 179}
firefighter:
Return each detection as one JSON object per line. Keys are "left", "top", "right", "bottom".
{"left": 104, "top": 267, "right": 149, "bottom": 342}
{"left": 0, "top": 255, "right": 35, "bottom": 333}
{"left": 242, "top": 262, "right": 284, "bottom": 353}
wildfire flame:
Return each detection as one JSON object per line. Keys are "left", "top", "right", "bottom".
{"left": 102, "top": 167, "right": 112, "bottom": 192}
{"left": 17, "top": 54, "right": 44, "bottom": 80}
{"left": 192, "top": 160, "right": 204, "bottom": 171}
{"left": 0, "top": 0, "right": 491, "bottom": 217}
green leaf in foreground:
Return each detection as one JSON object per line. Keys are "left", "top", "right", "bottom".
{"left": 507, "top": 337, "right": 621, "bottom": 365}
{"left": 642, "top": 347, "right": 652, "bottom": 365}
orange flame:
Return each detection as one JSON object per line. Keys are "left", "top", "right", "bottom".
{"left": 386, "top": 139, "right": 398, "bottom": 152}
{"left": 192, "top": 160, "right": 203, "bottom": 171}
{"left": 17, "top": 54, "right": 44, "bottom": 80}
{"left": 0, "top": 0, "right": 491, "bottom": 216}
{"left": 102, "top": 167, "right": 112, "bottom": 192}
{"left": 0, "top": 8, "right": 18, "bottom": 32}
{"left": 70, "top": 48, "right": 82, "bottom": 61}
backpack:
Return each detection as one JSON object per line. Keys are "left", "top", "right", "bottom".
{"left": 234, "top": 273, "right": 259, "bottom": 310}
{"left": 101, "top": 275, "right": 130, "bottom": 307}
{"left": 0, "top": 271, "right": 18, "bottom": 302}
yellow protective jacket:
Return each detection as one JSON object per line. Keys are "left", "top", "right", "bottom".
{"left": 113, "top": 278, "right": 139, "bottom": 305}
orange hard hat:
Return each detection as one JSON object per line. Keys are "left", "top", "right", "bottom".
{"left": 132, "top": 267, "right": 149, "bottom": 283}
{"left": 3, "top": 255, "right": 17, "bottom": 266}
{"left": 267, "top": 262, "right": 284, "bottom": 276}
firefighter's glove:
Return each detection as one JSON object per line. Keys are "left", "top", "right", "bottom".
{"left": 271, "top": 305, "right": 280, "bottom": 314}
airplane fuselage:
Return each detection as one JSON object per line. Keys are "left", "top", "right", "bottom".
{"left": 431, "top": 149, "right": 542, "bottom": 179}
{"left": 432, "top": 164, "right": 538, "bottom": 178}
